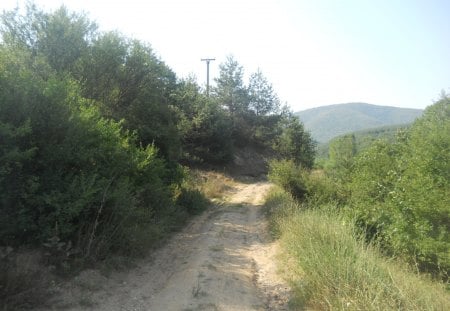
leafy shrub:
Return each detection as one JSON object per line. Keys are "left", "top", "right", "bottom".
{"left": 176, "top": 188, "right": 209, "bottom": 215}
{"left": 303, "top": 170, "right": 348, "bottom": 206}
{"left": 173, "top": 168, "right": 210, "bottom": 215}
{"left": 348, "top": 98, "right": 450, "bottom": 278}
{"left": 389, "top": 98, "right": 450, "bottom": 277}
{"left": 0, "top": 46, "right": 178, "bottom": 260}
{"left": 268, "top": 159, "right": 308, "bottom": 200}
{"left": 327, "top": 134, "right": 356, "bottom": 181}
{"left": 268, "top": 159, "right": 346, "bottom": 206}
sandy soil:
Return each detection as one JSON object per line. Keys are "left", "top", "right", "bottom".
{"left": 44, "top": 181, "right": 290, "bottom": 310}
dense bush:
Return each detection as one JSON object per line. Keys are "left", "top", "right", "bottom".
{"left": 274, "top": 114, "right": 316, "bottom": 168}
{"left": 349, "top": 98, "right": 450, "bottom": 278}
{"left": 0, "top": 45, "right": 180, "bottom": 259}
{"left": 268, "top": 159, "right": 308, "bottom": 200}
{"left": 268, "top": 160, "right": 346, "bottom": 206}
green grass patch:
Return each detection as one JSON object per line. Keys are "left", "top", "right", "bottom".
{"left": 265, "top": 188, "right": 450, "bottom": 310}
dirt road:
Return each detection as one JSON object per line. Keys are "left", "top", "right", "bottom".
{"left": 49, "top": 181, "right": 290, "bottom": 310}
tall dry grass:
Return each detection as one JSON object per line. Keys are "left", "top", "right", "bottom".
{"left": 265, "top": 189, "right": 450, "bottom": 310}
{"left": 192, "top": 170, "right": 237, "bottom": 200}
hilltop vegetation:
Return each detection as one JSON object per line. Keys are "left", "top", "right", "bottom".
{"left": 0, "top": 3, "right": 314, "bottom": 261}
{"left": 296, "top": 102, "right": 423, "bottom": 143}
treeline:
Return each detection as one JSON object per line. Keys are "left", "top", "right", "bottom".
{"left": 316, "top": 123, "right": 412, "bottom": 160}
{"left": 269, "top": 96, "right": 450, "bottom": 279}
{"left": 0, "top": 3, "right": 314, "bottom": 259}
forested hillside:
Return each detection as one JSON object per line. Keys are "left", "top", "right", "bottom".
{"left": 316, "top": 123, "right": 411, "bottom": 159}
{"left": 0, "top": 3, "right": 314, "bottom": 264}
{"left": 296, "top": 102, "right": 423, "bottom": 142}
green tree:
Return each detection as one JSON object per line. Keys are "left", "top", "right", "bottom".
{"left": 0, "top": 4, "right": 96, "bottom": 72}
{"left": 116, "top": 39, "right": 180, "bottom": 161}
{"left": 172, "top": 77, "right": 233, "bottom": 163}
{"left": 1, "top": 5, "right": 181, "bottom": 163}
{"left": 0, "top": 2, "right": 44, "bottom": 51}
{"left": 348, "top": 97, "right": 450, "bottom": 277}
{"left": 0, "top": 44, "right": 177, "bottom": 257}
{"left": 328, "top": 134, "right": 356, "bottom": 180}
{"left": 213, "top": 55, "right": 248, "bottom": 115}
{"left": 212, "top": 55, "right": 252, "bottom": 146}
{"left": 77, "top": 31, "right": 128, "bottom": 107}
{"left": 248, "top": 69, "right": 280, "bottom": 116}
{"left": 391, "top": 97, "right": 450, "bottom": 275}
{"left": 275, "top": 114, "right": 316, "bottom": 169}
{"left": 36, "top": 6, "right": 96, "bottom": 73}
{"left": 349, "top": 138, "right": 405, "bottom": 240}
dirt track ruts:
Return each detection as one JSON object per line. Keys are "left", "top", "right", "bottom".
{"left": 46, "top": 181, "right": 290, "bottom": 311}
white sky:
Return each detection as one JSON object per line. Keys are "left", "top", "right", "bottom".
{"left": 2, "top": 0, "right": 449, "bottom": 111}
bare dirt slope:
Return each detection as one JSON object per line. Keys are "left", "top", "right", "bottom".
{"left": 46, "top": 181, "right": 290, "bottom": 310}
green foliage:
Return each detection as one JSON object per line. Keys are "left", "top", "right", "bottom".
{"left": 264, "top": 190, "right": 450, "bottom": 310}
{"left": 348, "top": 98, "right": 450, "bottom": 278}
{"left": 176, "top": 188, "right": 209, "bottom": 215}
{"left": 1, "top": 5, "right": 180, "bottom": 164}
{"left": 0, "top": 44, "right": 177, "bottom": 259}
{"left": 346, "top": 139, "right": 404, "bottom": 255}
{"left": 327, "top": 134, "right": 356, "bottom": 180}
{"left": 77, "top": 31, "right": 127, "bottom": 104}
{"left": 0, "top": 4, "right": 97, "bottom": 73}
{"left": 315, "top": 123, "right": 412, "bottom": 165}
{"left": 268, "top": 160, "right": 346, "bottom": 208}
{"left": 36, "top": 6, "right": 97, "bottom": 73}
{"left": 173, "top": 78, "right": 233, "bottom": 164}
{"left": 248, "top": 69, "right": 280, "bottom": 116}
{"left": 268, "top": 159, "right": 308, "bottom": 200}
{"left": 388, "top": 98, "right": 450, "bottom": 276}
{"left": 303, "top": 171, "right": 348, "bottom": 206}
{"left": 0, "top": 3, "right": 316, "bottom": 267}
{"left": 274, "top": 114, "right": 316, "bottom": 168}
{"left": 270, "top": 97, "right": 449, "bottom": 281}
{"left": 212, "top": 56, "right": 298, "bottom": 151}
{"left": 213, "top": 55, "right": 248, "bottom": 116}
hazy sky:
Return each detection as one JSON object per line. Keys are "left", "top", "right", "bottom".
{"left": 2, "top": 0, "right": 449, "bottom": 111}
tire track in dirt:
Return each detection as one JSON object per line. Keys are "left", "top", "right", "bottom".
{"left": 46, "top": 181, "right": 290, "bottom": 310}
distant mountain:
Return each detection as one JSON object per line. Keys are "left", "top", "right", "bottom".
{"left": 295, "top": 103, "right": 423, "bottom": 143}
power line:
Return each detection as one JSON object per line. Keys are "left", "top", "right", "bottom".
{"left": 201, "top": 58, "right": 215, "bottom": 97}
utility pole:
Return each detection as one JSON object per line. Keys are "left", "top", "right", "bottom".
{"left": 201, "top": 58, "right": 215, "bottom": 97}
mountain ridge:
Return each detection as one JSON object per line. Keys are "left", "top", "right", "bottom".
{"left": 295, "top": 102, "right": 423, "bottom": 143}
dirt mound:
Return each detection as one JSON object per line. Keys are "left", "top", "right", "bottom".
{"left": 227, "top": 146, "right": 274, "bottom": 178}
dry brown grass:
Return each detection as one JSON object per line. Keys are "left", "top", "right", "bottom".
{"left": 192, "top": 170, "right": 237, "bottom": 200}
